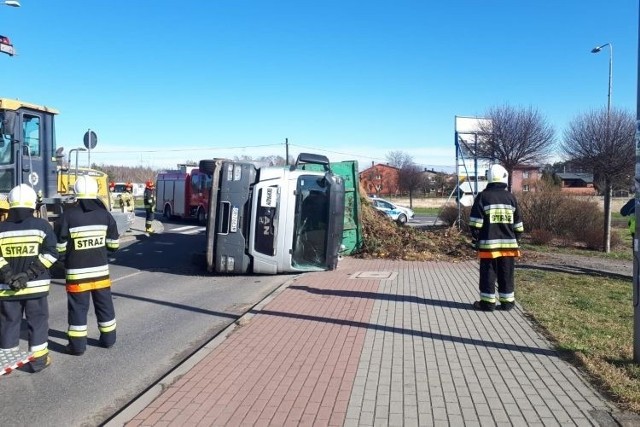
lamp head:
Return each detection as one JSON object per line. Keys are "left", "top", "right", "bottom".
{"left": 591, "top": 47, "right": 602, "bottom": 53}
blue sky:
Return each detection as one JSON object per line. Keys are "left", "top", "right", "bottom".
{"left": 1, "top": 1, "right": 637, "bottom": 172}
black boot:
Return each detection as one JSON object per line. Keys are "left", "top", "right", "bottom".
{"left": 499, "top": 301, "right": 515, "bottom": 311}
{"left": 473, "top": 301, "right": 496, "bottom": 311}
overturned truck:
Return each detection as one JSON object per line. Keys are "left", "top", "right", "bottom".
{"left": 200, "top": 153, "right": 345, "bottom": 274}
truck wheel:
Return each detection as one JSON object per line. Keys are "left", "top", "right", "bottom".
{"left": 197, "top": 207, "right": 206, "bottom": 225}
{"left": 164, "top": 205, "right": 172, "bottom": 219}
{"left": 199, "top": 159, "right": 218, "bottom": 175}
{"left": 396, "top": 214, "right": 407, "bottom": 226}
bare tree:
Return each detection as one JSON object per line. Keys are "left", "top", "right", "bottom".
{"left": 385, "top": 151, "right": 423, "bottom": 206}
{"left": 562, "top": 107, "right": 635, "bottom": 252}
{"left": 397, "top": 164, "right": 424, "bottom": 208}
{"left": 385, "top": 151, "right": 413, "bottom": 169}
{"left": 477, "top": 105, "right": 555, "bottom": 190}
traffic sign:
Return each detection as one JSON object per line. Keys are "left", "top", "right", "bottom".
{"left": 83, "top": 129, "right": 97, "bottom": 149}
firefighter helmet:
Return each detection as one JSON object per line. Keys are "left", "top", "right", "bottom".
{"left": 486, "top": 164, "right": 508, "bottom": 184}
{"left": 74, "top": 176, "right": 99, "bottom": 199}
{"left": 108, "top": 181, "right": 115, "bottom": 190}
{"left": 8, "top": 184, "right": 37, "bottom": 209}
{"left": 145, "top": 180, "right": 154, "bottom": 189}
{"left": 125, "top": 182, "right": 133, "bottom": 191}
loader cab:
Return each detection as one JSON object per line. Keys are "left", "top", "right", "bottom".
{"left": 0, "top": 99, "right": 58, "bottom": 202}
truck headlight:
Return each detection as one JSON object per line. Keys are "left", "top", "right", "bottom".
{"left": 219, "top": 255, "right": 227, "bottom": 271}
{"left": 233, "top": 165, "right": 242, "bottom": 181}
{"left": 226, "top": 256, "right": 235, "bottom": 272}
{"left": 226, "top": 164, "right": 233, "bottom": 181}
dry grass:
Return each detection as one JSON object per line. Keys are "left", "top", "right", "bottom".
{"left": 517, "top": 269, "right": 640, "bottom": 413}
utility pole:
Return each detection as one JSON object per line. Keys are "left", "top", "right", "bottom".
{"left": 285, "top": 138, "right": 289, "bottom": 166}
{"left": 634, "top": 4, "right": 640, "bottom": 362}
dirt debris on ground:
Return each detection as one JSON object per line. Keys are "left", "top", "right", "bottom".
{"left": 354, "top": 197, "right": 475, "bottom": 261}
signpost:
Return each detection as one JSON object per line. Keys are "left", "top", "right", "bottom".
{"left": 83, "top": 129, "right": 97, "bottom": 167}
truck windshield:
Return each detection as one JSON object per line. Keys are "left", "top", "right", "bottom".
{"left": 292, "top": 175, "right": 330, "bottom": 269}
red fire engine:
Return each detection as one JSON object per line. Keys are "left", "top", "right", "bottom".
{"left": 155, "top": 165, "right": 212, "bottom": 224}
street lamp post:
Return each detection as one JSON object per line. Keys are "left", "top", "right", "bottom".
{"left": 591, "top": 42, "right": 613, "bottom": 115}
{"left": 591, "top": 42, "right": 615, "bottom": 255}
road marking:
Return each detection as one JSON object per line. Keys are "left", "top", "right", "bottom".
{"left": 112, "top": 271, "right": 143, "bottom": 283}
{"left": 168, "top": 225, "right": 206, "bottom": 234}
{"left": 182, "top": 227, "right": 205, "bottom": 234}
{"left": 171, "top": 226, "right": 198, "bottom": 232}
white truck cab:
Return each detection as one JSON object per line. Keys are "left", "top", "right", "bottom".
{"left": 200, "top": 153, "right": 345, "bottom": 274}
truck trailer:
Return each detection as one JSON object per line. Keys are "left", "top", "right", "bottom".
{"left": 200, "top": 153, "right": 345, "bottom": 274}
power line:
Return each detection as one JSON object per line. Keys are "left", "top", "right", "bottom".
{"left": 89, "top": 143, "right": 283, "bottom": 154}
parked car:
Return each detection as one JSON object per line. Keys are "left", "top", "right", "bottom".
{"left": 369, "top": 197, "right": 414, "bottom": 225}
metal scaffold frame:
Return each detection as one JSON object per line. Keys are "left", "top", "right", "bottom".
{"left": 452, "top": 116, "right": 492, "bottom": 229}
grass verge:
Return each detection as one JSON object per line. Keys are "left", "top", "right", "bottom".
{"left": 516, "top": 269, "right": 640, "bottom": 413}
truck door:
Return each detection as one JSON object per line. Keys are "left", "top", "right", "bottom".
{"left": 20, "top": 109, "right": 55, "bottom": 198}
{"left": 0, "top": 107, "right": 53, "bottom": 198}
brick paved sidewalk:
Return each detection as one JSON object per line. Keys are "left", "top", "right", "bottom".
{"left": 119, "top": 257, "right": 623, "bottom": 426}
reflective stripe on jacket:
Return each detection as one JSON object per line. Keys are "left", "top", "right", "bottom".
{"left": 469, "top": 183, "right": 524, "bottom": 259}
{"left": 0, "top": 218, "right": 58, "bottom": 300}
{"left": 55, "top": 202, "right": 119, "bottom": 293}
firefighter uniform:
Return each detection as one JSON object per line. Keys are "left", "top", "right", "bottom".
{"left": 108, "top": 181, "right": 117, "bottom": 211}
{"left": 0, "top": 184, "right": 58, "bottom": 372}
{"left": 55, "top": 176, "right": 120, "bottom": 355}
{"left": 469, "top": 164, "right": 524, "bottom": 311}
{"left": 119, "top": 183, "right": 135, "bottom": 213}
{"left": 143, "top": 180, "right": 156, "bottom": 233}
{"left": 620, "top": 197, "right": 635, "bottom": 244}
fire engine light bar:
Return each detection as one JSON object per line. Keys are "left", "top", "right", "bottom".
{"left": 233, "top": 165, "right": 242, "bottom": 181}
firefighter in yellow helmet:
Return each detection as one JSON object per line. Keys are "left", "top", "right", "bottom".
{"left": 469, "top": 164, "right": 524, "bottom": 311}
{"left": 0, "top": 184, "right": 58, "bottom": 372}
{"left": 119, "top": 181, "right": 134, "bottom": 213}
{"left": 55, "top": 176, "right": 120, "bottom": 355}
{"left": 144, "top": 180, "right": 156, "bottom": 233}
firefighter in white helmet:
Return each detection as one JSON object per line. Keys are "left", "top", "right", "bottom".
{"left": 55, "top": 175, "right": 120, "bottom": 355}
{"left": 0, "top": 184, "right": 58, "bottom": 372}
{"left": 469, "top": 164, "right": 524, "bottom": 311}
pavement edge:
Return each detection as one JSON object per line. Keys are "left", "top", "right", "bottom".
{"left": 103, "top": 272, "right": 300, "bottom": 427}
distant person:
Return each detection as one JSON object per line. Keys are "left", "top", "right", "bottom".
{"left": 144, "top": 180, "right": 156, "bottom": 233}
{"left": 0, "top": 184, "right": 58, "bottom": 372}
{"left": 119, "top": 182, "right": 135, "bottom": 213}
{"left": 108, "top": 181, "right": 116, "bottom": 210}
{"left": 469, "top": 164, "right": 524, "bottom": 312}
{"left": 620, "top": 197, "right": 635, "bottom": 243}
{"left": 55, "top": 176, "right": 120, "bottom": 355}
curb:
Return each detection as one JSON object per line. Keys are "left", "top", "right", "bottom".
{"left": 103, "top": 272, "right": 300, "bottom": 426}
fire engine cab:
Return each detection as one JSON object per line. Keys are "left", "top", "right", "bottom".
{"left": 155, "top": 164, "right": 211, "bottom": 224}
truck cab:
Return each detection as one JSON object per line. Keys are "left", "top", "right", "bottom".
{"left": 201, "top": 153, "right": 345, "bottom": 274}
{"left": 0, "top": 98, "right": 60, "bottom": 212}
{"left": 0, "top": 98, "right": 132, "bottom": 233}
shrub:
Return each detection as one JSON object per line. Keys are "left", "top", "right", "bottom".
{"left": 438, "top": 205, "right": 470, "bottom": 231}
{"left": 529, "top": 228, "right": 554, "bottom": 245}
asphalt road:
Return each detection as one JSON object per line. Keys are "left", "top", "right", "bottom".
{"left": 0, "top": 214, "right": 294, "bottom": 427}
{"left": 407, "top": 214, "right": 446, "bottom": 228}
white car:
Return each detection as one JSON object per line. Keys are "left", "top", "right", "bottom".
{"left": 369, "top": 197, "right": 415, "bottom": 225}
